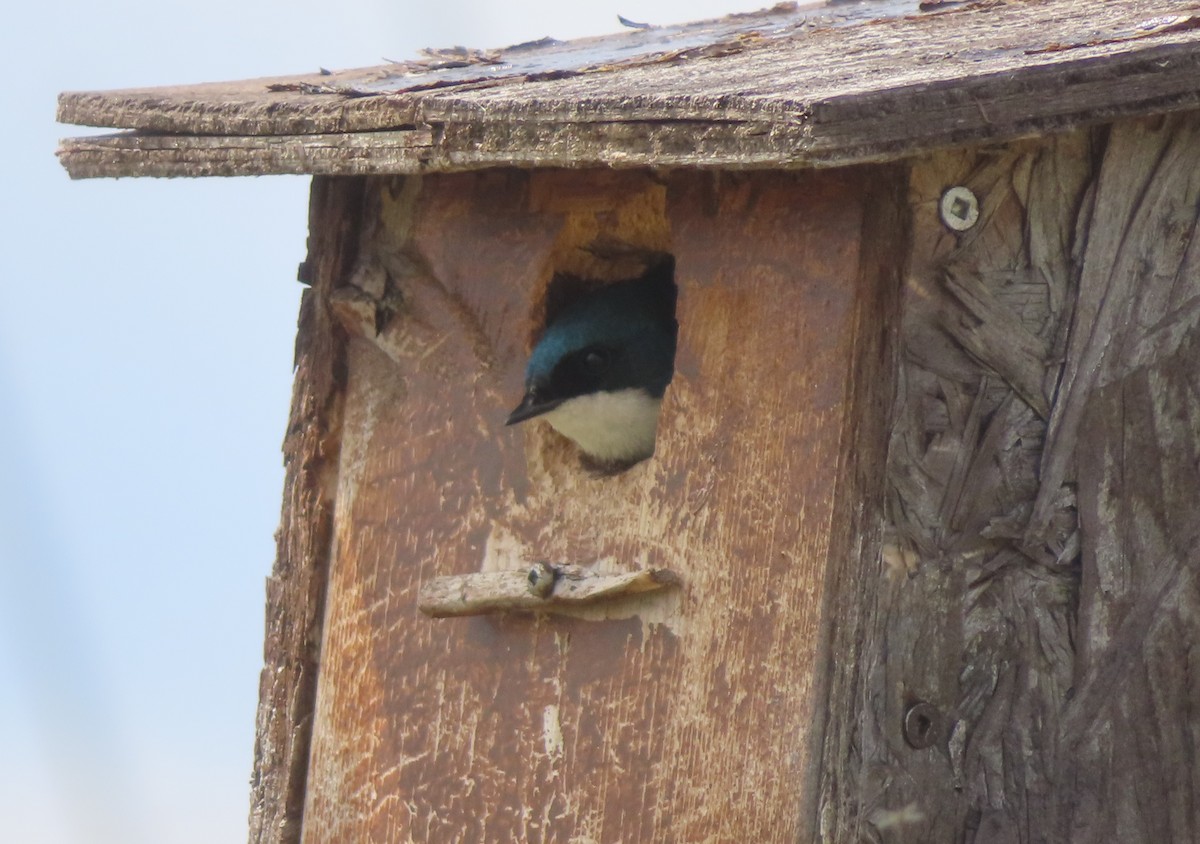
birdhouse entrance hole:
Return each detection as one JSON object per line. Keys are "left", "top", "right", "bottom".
{"left": 513, "top": 173, "right": 680, "bottom": 475}
{"left": 519, "top": 254, "right": 678, "bottom": 475}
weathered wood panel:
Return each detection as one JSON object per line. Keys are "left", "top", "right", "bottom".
{"left": 823, "top": 113, "right": 1200, "bottom": 843}
{"left": 243, "top": 111, "right": 1200, "bottom": 844}
{"left": 295, "top": 168, "right": 899, "bottom": 842}
{"left": 1048, "top": 114, "right": 1200, "bottom": 844}
{"left": 815, "top": 161, "right": 906, "bottom": 842}
{"left": 57, "top": 0, "right": 1200, "bottom": 179}
{"left": 249, "top": 178, "right": 365, "bottom": 843}
{"left": 57, "top": 130, "right": 434, "bottom": 180}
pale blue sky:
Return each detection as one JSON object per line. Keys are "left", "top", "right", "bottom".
{"left": 2, "top": 1, "right": 760, "bottom": 841}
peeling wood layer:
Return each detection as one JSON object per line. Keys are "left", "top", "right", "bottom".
{"left": 57, "top": 130, "right": 433, "bottom": 180}
{"left": 57, "top": 0, "right": 1200, "bottom": 178}
{"left": 56, "top": 122, "right": 813, "bottom": 180}
{"left": 248, "top": 178, "right": 364, "bottom": 844}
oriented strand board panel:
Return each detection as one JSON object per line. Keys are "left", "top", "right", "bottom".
{"left": 820, "top": 113, "right": 1200, "bottom": 844}
{"left": 299, "top": 168, "right": 885, "bottom": 842}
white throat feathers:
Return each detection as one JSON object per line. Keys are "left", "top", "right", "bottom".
{"left": 542, "top": 388, "right": 663, "bottom": 464}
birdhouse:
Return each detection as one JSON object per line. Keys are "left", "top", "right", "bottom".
{"left": 58, "top": 1, "right": 1200, "bottom": 842}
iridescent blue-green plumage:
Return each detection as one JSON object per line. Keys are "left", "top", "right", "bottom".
{"left": 507, "top": 262, "right": 677, "bottom": 469}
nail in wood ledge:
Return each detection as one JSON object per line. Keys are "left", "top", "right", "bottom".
{"left": 418, "top": 563, "right": 681, "bottom": 618}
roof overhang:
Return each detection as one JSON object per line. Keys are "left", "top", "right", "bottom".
{"left": 57, "top": 0, "right": 1200, "bottom": 178}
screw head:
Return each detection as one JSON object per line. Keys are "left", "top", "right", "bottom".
{"left": 903, "top": 701, "right": 943, "bottom": 749}
{"left": 939, "top": 186, "right": 980, "bottom": 231}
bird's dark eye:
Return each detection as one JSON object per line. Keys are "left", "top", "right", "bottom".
{"left": 585, "top": 350, "right": 608, "bottom": 369}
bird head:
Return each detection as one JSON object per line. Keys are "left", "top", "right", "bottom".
{"left": 507, "top": 260, "right": 677, "bottom": 470}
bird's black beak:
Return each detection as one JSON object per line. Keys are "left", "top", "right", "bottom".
{"left": 506, "top": 391, "right": 564, "bottom": 426}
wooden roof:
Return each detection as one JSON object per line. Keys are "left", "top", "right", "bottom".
{"left": 58, "top": 0, "right": 1200, "bottom": 178}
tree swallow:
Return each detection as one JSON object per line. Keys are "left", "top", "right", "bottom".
{"left": 506, "top": 260, "right": 677, "bottom": 472}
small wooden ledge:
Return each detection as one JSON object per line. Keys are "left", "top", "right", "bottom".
{"left": 417, "top": 563, "right": 680, "bottom": 618}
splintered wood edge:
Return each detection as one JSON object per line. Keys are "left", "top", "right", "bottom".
{"left": 55, "top": 121, "right": 822, "bottom": 179}
{"left": 56, "top": 130, "right": 435, "bottom": 179}
{"left": 418, "top": 564, "right": 681, "bottom": 618}
{"left": 53, "top": 28, "right": 1200, "bottom": 179}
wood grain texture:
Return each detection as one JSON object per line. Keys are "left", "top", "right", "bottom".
{"left": 57, "top": 130, "right": 433, "bottom": 180}
{"left": 295, "top": 167, "right": 891, "bottom": 842}
{"left": 248, "top": 177, "right": 365, "bottom": 844}
{"left": 816, "top": 163, "right": 907, "bottom": 841}
{"left": 57, "top": 0, "right": 1200, "bottom": 179}
{"left": 829, "top": 114, "right": 1200, "bottom": 843}
{"left": 1047, "top": 113, "right": 1200, "bottom": 844}
{"left": 866, "top": 132, "right": 1091, "bottom": 844}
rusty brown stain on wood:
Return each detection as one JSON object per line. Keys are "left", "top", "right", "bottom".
{"left": 293, "top": 168, "right": 888, "bottom": 842}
